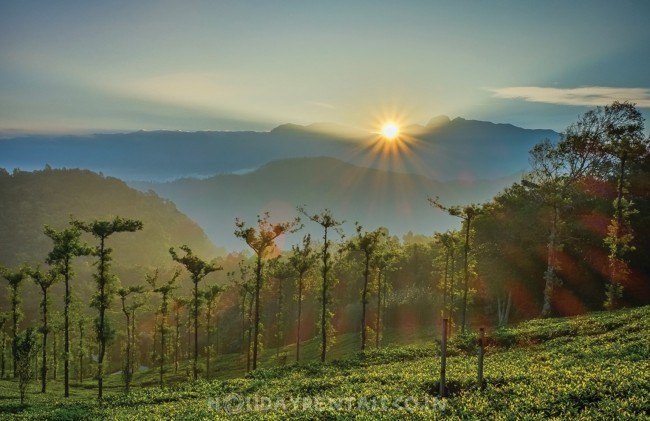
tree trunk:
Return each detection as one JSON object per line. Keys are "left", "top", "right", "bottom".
{"left": 97, "top": 236, "right": 106, "bottom": 400}
{"left": 41, "top": 288, "right": 48, "bottom": 393}
{"left": 461, "top": 218, "right": 471, "bottom": 334}
{"left": 252, "top": 254, "right": 262, "bottom": 370}
{"left": 296, "top": 274, "right": 303, "bottom": 362}
{"left": 541, "top": 204, "right": 558, "bottom": 318}
{"left": 361, "top": 253, "right": 369, "bottom": 350}
{"left": 64, "top": 258, "right": 71, "bottom": 397}
{"left": 375, "top": 269, "right": 382, "bottom": 349}
{"left": 193, "top": 280, "right": 199, "bottom": 380}
{"left": 321, "top": 227, "right": 329, "bottom": 363}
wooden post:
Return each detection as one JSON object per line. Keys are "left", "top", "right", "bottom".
{"left": 440, "top": 318, "right": 448, "bottom": 397}
{"left": 477, "top": 327, "right": 485, "bottom": 391}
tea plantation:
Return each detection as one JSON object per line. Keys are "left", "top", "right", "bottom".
{"left": 1, "top": 306, "right": 649, "bottom": 419}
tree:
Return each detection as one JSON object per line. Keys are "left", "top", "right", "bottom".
{"left": 118, "top": 285, "right": 146, "bottom": 393}
{"left": 73, "top": 217, "right": 143, "bottom": 399}
{"left": 288, "top": 234, "right": 318, "bottom": 362}
{"left": 30, "top": 266, "right": 60, "bottom": 393}
{"left": 0, "top": 312, "right": 8, "bottom": 378}
{"left": 148, "top": 269, "right": 180, "bottom": 388}
{"left": 594, "top": 102, "right": 648, "bottom": 309}
{"left": 429, "top": 198, "right": 480, "bottom": 332}
{"left": 374, "top": 236, "right": 401, "bottom": 347}
{"left": 15, "top": 327, "right": 38, "bottom": 405}
{"left": 43, "top": 223, "right": 91, "bottom": 397}
{"left": 170, "top": 245, "right": 221, "bottom": 380}
{"left": 0, "top": 264, "right": 30, "bottom": 378}
{"left": 346, "top": 223, "right": 385, "bottom": 350}
{"left": 298, "top": 207, "right": 344, "bottom": 362}
{"left": 171, "top": 296, "right": 189, "bottom": 374}
{"left": 234, "top": 212, "right": 300, "bottom": 370}
{"left": 268, "top": 257, "right": 294, "bottom": 362}
{"left": 202, "top": 284, "right": 223, "bottom": 380}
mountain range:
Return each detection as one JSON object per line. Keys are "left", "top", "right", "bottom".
{"left": 131, "top": 156, "right": 523, "bottom": 250}
{"left": 0, "top": 116, "right": 559, "bottom": 182}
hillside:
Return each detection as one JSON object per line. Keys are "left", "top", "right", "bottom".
{"left": 0, "top": 167, "right": 221, "bottom": 320}
{"left": 0, "top": 117, "right": 559, "bottom": 182}
{"left": 2, "top": 306, "right": 648, "bottom": 419}
{"left": 132, "top": 156, "right": 521, "bottom": 250}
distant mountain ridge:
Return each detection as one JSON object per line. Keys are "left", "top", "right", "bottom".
{"left": 0, "top": 116, "right": 559, "bottom": 182}
{"left": 131, "top": 156, "right": 522, "bottom": 250}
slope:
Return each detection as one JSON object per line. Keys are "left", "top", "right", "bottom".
{"left": 2, "top": 305, "right": 648, "bottom": 419}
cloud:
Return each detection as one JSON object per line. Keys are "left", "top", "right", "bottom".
{"left": 488, "top": 86, "right": 650, "bottom": 107}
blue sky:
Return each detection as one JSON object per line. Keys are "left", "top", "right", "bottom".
{"left": 1, "top": 0, "right": 649, "bottom": 135}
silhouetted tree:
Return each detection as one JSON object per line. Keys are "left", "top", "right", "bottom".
{"left": 43, "top": 223, "right": 91, "bottom": 397}
{"left": 170, "top": 245, "right": 221, "bottom": 380}
{"left": 1, "top": 264, "right": 30, "bottom": 378}
{"left": 288, "top": 234, "right": 318, "bottom": 361}
{"left": 298, "top": 207, "right": 344, "bottom": 362}
{"left": 73, "top": 217, "right": 143, "bottom": 399}
{"left": 234, "top": 212, "right": 300, "bottom": 370}
{"left": 30, "top": 266, "right": 60, "bottom": 393}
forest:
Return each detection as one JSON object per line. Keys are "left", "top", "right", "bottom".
{"left": 0, "top": 102, "right": 649, "bottom": 407}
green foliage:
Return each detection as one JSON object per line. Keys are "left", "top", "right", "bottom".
{"left": 3, "top": 306, "right": 648, "bottom": 418}
{"left": 15, "top": 327, "right": 38, "bottom": 404}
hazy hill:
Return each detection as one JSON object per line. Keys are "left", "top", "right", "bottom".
{"left": 132, "top": 156, "right": 521, "bottom": 250}
{"left": 0, "top": 167, "right": 220, "bottom": 269}
{"left": 0, "top": 117, "right": 559, "bottom": 181}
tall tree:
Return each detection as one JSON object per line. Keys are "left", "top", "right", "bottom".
{"left": 298, "top": 207, "right": 344, "bottom": 362}
{"left": 73, "top": 217, "right": 143, "bottom": 399}
{"left": 374, "top": 236, "right": 400, "bottom": 348}
{"left": 202, "top": 284, "right": 223, "bottom": 380}
{"left": 594, "top": 102, "right": 648, "bottom": 309}
{"left": 234, "top": 212, "right": 300, "bottom": 370}
{"left": 43, "top": 223, "right": 91, "bottom": 397}
{"left": 171, "top": 296, "right": 188, "bottom": 374}
{"left": 30, "top": 266, "right": 60, "bottom": 393}
{"left": 268, "top": 258, "right": 294, "bottom": 362}
{"left": 429, "top": 198, "right": 480, "bottom": 332}
{"left": 148, "top": 269, "right": 180, "bottom": 388}
{"left": 288, "top": 234, "right": 318, "bottom": 362}
{"left": 170, "top": 245, "right": 221, "bottom": 380}
{"left": 118, "top": 285, "right": 145, "bottom": 393}
{"left": 346, "top": 223, "right": 385, "bottom": 350}
{"left": 0, "top": 264, "right": 30, "bottom": 378}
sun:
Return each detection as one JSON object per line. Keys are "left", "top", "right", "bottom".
{"left": 381, "top": 122, "right": 400, "bottom": 140}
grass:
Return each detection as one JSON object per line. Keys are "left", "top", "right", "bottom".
{"left": 1, "top": 306, "right": 649, "bottom": 419}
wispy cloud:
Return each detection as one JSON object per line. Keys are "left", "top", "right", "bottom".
{"left": 488, "top": 86, "right": 650, "bottom": 107}
{"left": 307, "top": 101, "right": 336, "bottom": 110}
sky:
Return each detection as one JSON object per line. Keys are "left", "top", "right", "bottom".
{"left": 1, "top": 0, "right": 649, "bottom": 135}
